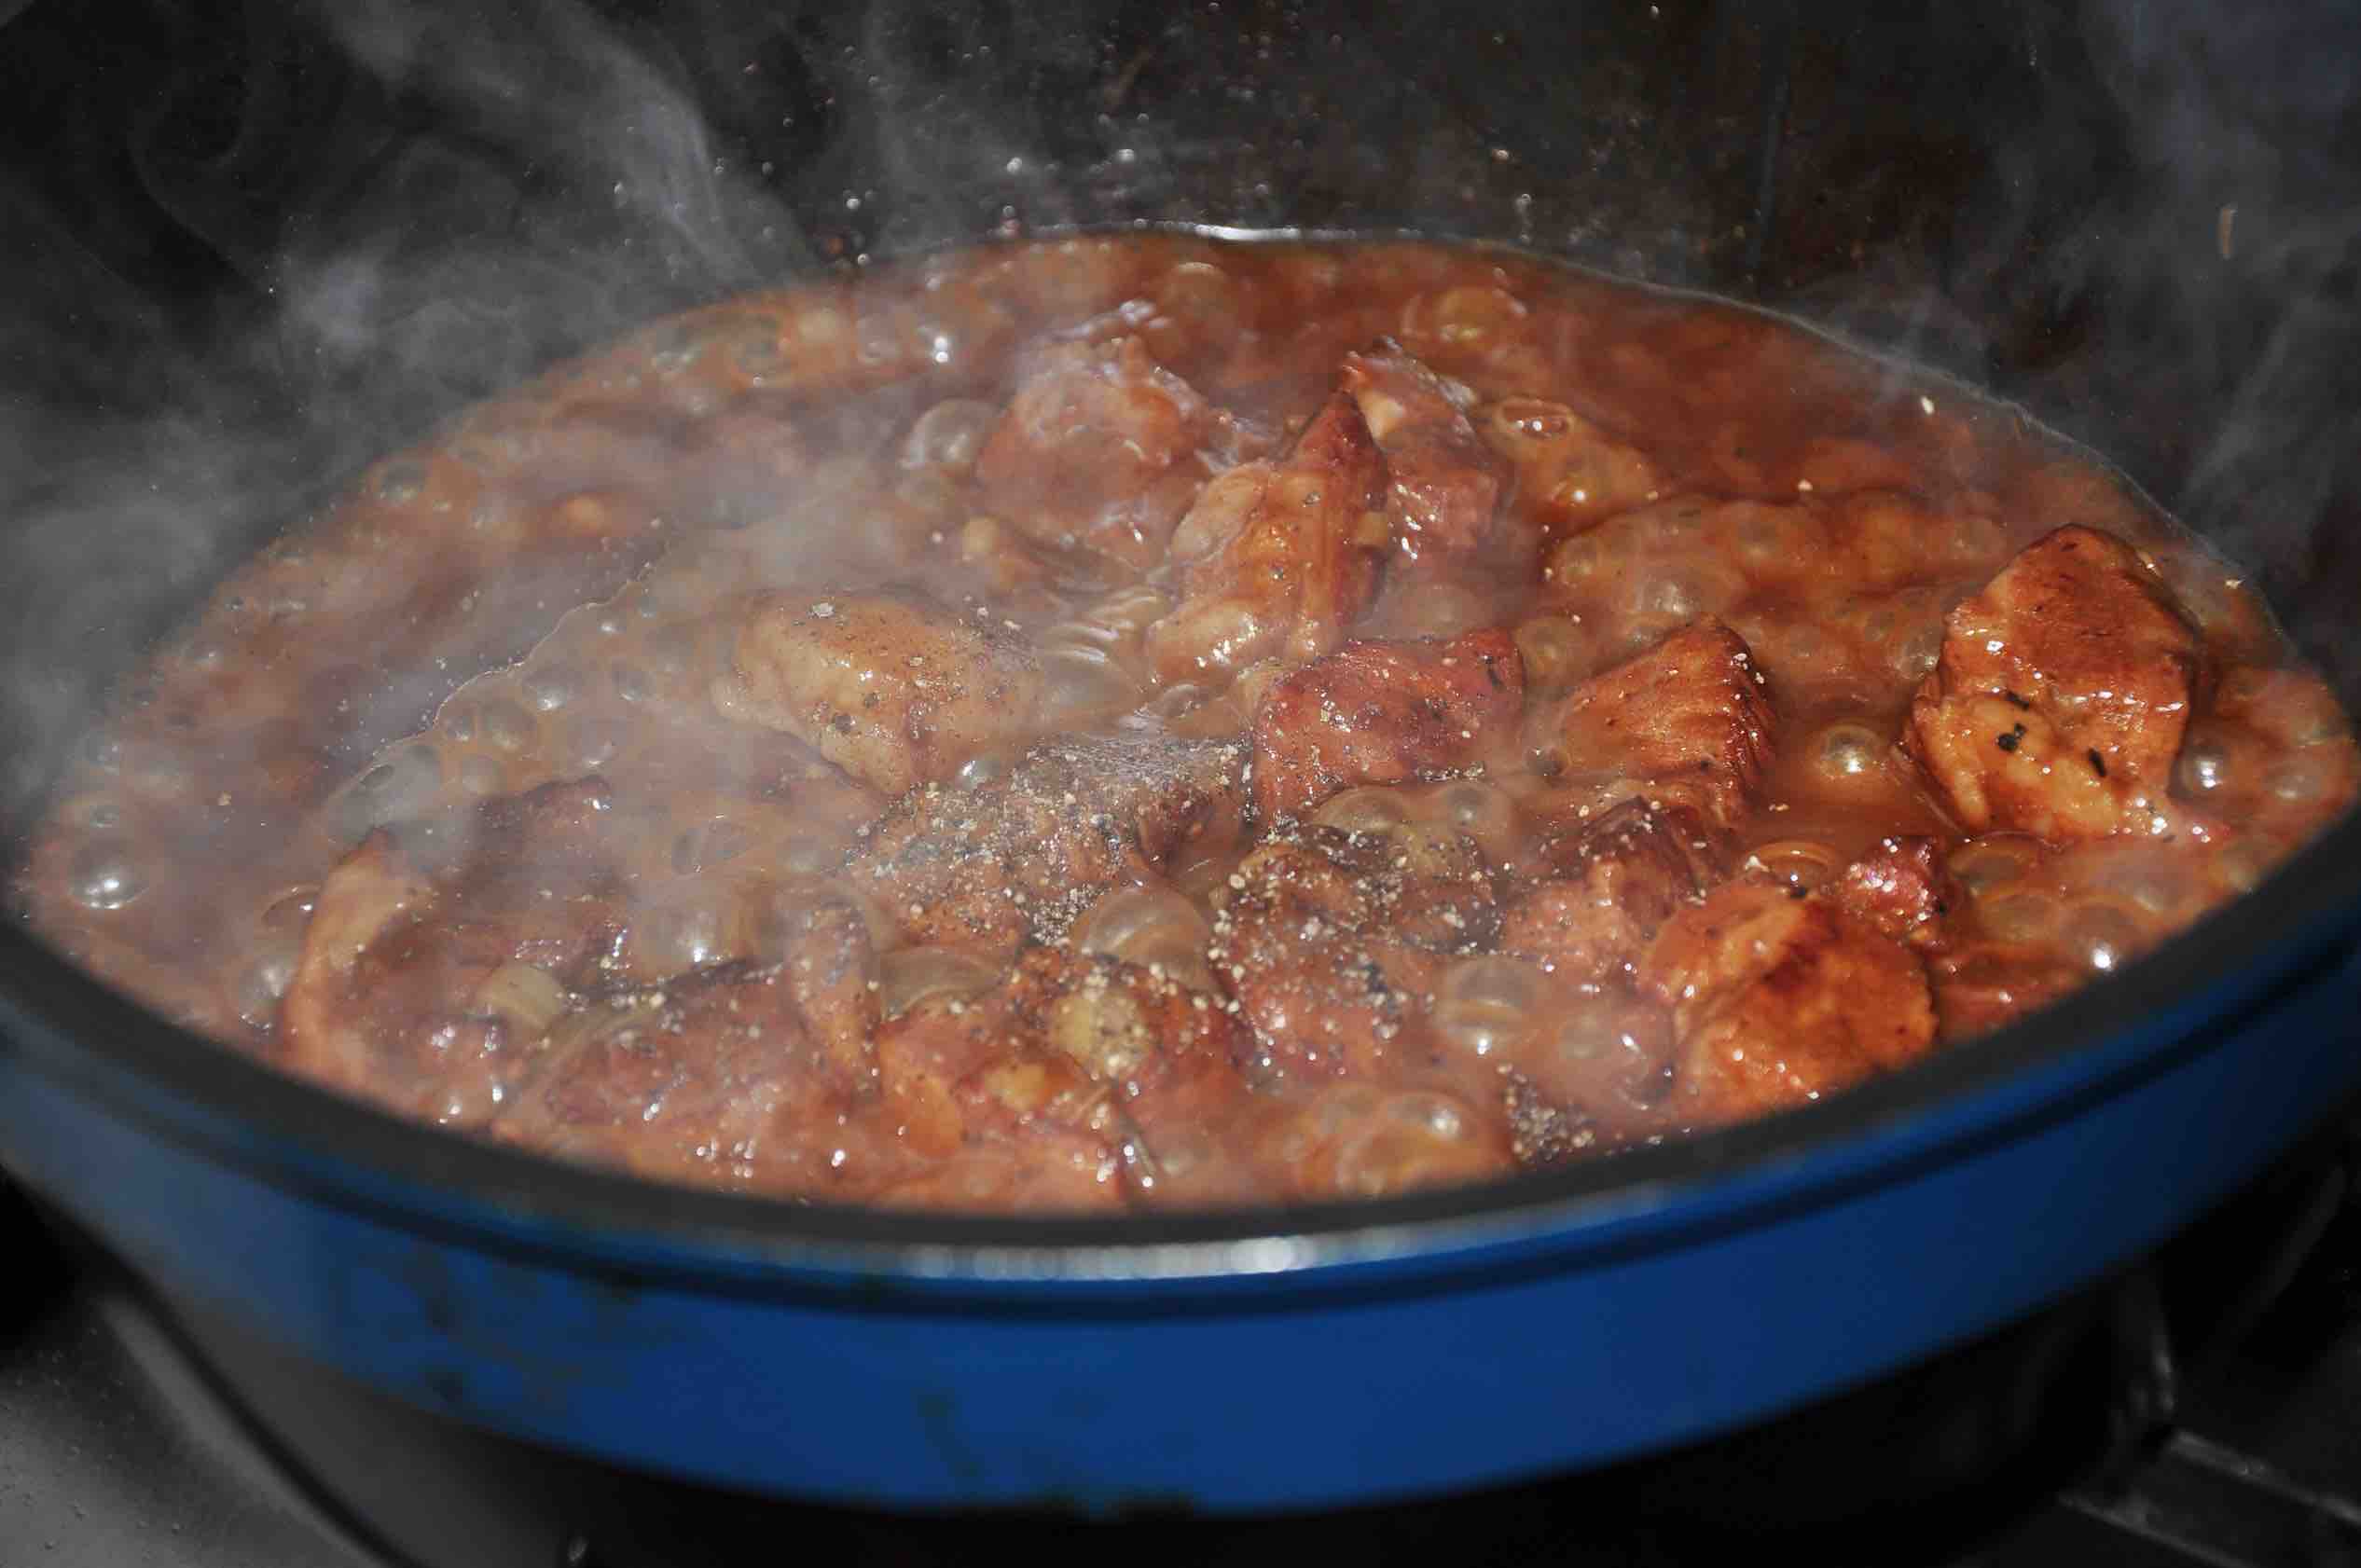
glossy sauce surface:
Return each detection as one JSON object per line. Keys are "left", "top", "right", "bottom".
{"left": 17, "top": 235, "right": 2357, "bottom": 1210}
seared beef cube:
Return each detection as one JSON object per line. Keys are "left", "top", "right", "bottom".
{"left": 713, "top": 589, "right": 1043, "bottom": 797}
{"left": 850, "top": 728, "right": 1249, "bottom": 956}
{"left": 1639, "top": 880, "right": 1938, "bottom": 1125}
{"left": 1250, "top": 627, "right": 1523, "bottom": 821}
{"left": 1340, "top": 340, "right": 1509, "bottom": 564}
{"left": 1501, "top": 799, "right": 1720, "bottom": 982}
{"left": 1142, "top": 391, "right": 1390, "bottom": 686}
{"left": 1831, "top": 836, "right": 1959, "bottom": 947}
{"left": 1523, "top": 616, "right": 1776, "bottom": 831}
{"left": 976, "top": 337, "right": 1254, "bottom": 571}
{"left": 1904, "top": 527, "right": 2203, "bottom": 839}
{"left": 1211, "top": 820, "right": 1497, "bottom": 1079}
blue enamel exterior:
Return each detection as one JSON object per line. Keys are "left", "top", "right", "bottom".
{"left": 4, "top": 914, "right": 2357, "bottom": 1513}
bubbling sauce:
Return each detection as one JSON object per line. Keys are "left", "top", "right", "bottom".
{"left": 17, "top": 235, "right": 2358, "bottom": 1210}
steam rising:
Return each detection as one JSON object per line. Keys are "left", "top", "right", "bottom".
{"left": 6, "top": 0, "right": 2361, "bottom": 843}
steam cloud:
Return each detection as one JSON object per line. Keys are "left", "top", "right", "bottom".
{"left": 5, "top": 0, "right": 2360, "bottom": 844}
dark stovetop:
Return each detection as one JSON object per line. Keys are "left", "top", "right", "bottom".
{"left": 7, "top": 1127, "right": 2361, "bottom": 1568}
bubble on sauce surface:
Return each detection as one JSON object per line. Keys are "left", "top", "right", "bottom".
{"left": 342, "top": 744, "right": 445, "bottom": 832}
{"left": 2064, "top": 899, "right": 2148, "bottom": 973}
{"left": 2267, "top": 754, "right": 2338, "bottom": 805}
{"left": 1075, "top": 887, "right": 1215, "bottom": 991}
{"left": 1404, "top": 284, "right": 1528, "bottom": 349}
{"left": 2217, "top": 841, "right": 2275, "bottom": 895}
{"left": 234, "top": 937, "right": 302, "bottom": 1029}
{"left": 1427, "top": 779, "right": 1518, "bottom": 848}
{"left": 952, "top": 750, "right": 1015, "bottom": 791}
{"left": 1979, "top": 889, "right": 2062, "bottom": 944}
{"left": 1144, "top": 683, "right": 1206, "bottom": 722}
{"left": 1153, "top": 261, "right": 1240, "bottom": 326}
{"left": 68, "top": 842, "right": 146, "bottom": 911}
{"left": 1514, "top": 615, "right": 1586, "bottom": 689}
{"left": 2177, "top": 733, "right": 2233, "bottom": 795}
{"left": 877, "top": 945, "right": 1002, "bottom": 1019}
{"left": 900, "top": 399, "right": 999, "bottom": 472}
{"left": 610, "top": 662, "right": 654, "bottom": 706}
{"left": 634, "top": 895, "right": 748, "bottom": 971}
{"left": 1529, "top": 995, "right": 1673, "bottom": 1110}
{"left": 774, "top": 836, "right": 842, "bottom": 878}
{"left": 1380, "top": 582, "right": 1492, "bottom": 638}
{"left": 1313, "top": 786, "right": 1414, "bottom": 835}
{"left": 1434, "top": 956, "right": 1542, "bottom": 1056}
{"left": 522, "top": 668, "right": 576, "bottom": 713}
{"left": 1813, "top": 722, "right": 1886, "bottom": 782}
{"left": 1745, "top": 840, "right": 1843, "bottom": 893}
{"left": 1328, "top": 1089, "right": 1497, "bottom": 1196}
{"left": 671, "top": 818, "right": 753, "bottom": 877}
{"left": 1950, "top": 835, "right": 2043, "bottom": 895}
{"left": 2079, "top": 854, "right": 2196, "bottom": 916}
{"left": 1039, "top": 650, "right": 1140, "bottom": 722}
{"left": 481, "top": 701, "right": 538, "bottom": 753}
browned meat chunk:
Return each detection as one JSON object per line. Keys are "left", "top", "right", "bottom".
{"left": 849, "top": 727, "right": 1249, "bottom": 955}
{"left": 1339, "top": 340, "right": 1509, "bottom": 564}
{"left": 871, "top": 947, "right": 1251, "bottom": 1207}
{"left": 712, "top": 589, "right": 1044, "bottom": 796}
{"left": 1211, "top": 820, "right": 1497, "bottom": 1079}
{"left": 278, "top": 779, "right": 629, "bottom": 1125}
{"left": 490, "top": 961, "right": 869, "bottom": 1193}
{"left": 1638, "top": 880, "right": 1938, "bottom": 1124}
{"left": 1523, "top": 616, "right": 1777, "bottom": 831}
{"left": 1142, "top": 392, "right": 1390, "bottom": 686}
{"left": 1830, "top": 836, "right": 1959, "bottom": 948}
{"left": 1500, "top": 800, "right": 1720, "bottom": 983}
{"left": 1250, "top": 627, "right": 1525, "bottom": 821}
{"left": 974, "top": 337, "right": 1251, "bottom": 571}
{"left": 968, "top": 337, "right": 1275, "bottom": 576}
{"left": 1904, "top": 527, "right": 2204, "bottom": 839}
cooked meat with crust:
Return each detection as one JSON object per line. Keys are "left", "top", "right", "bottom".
{"left": 1830, "top": 836, "right": 1959, "bottom": 948}
{"left": 712, "top": 589, "right": 1045, "bottom": 796}
{"left": 1639, "top": 880, "right": 1939, "bottom": 1123}
{"left": 1905, "top": 527, "right": 2204, "bottom": 839}
{"left": 849, "top": 726, "right": 1249, "bottom": 956}
{"left": 1250, "top": 627, "right": 1525, "bottom": 821}
{"left": 1142, "top": 391, "right": 1390, "bottom": 685}
{"left": 872, "top": 946, "right": 1250, "bottom": 1206}
{"left": 1339, "top": 340, "right": 1510, "bottom": 565}
{"left": 975, "top": 337, "right": 1250, "bottom": 571}
{"left": 491, "top": 960, "right": 871, "bottom": 1193}
{"left": 1211, "top": 819, "right": 1497, "bottom": 1079}
{"left": 278, "top": 779, "right": 629, "bottom": 1125}
{"left": 1500, "top": 799, "right": 1721, "bottom": 982}
{"left": 1523, "top": 616, "right": 1777, "bottom": 830}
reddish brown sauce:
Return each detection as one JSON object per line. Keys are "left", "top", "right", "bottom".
{"left": 17, "top": 235, "right": 2357, "bottom": 1210}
